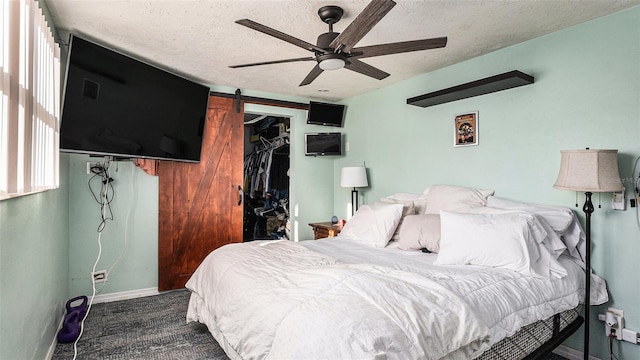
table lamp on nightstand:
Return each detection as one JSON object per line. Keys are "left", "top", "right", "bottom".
{"left": 553, "top": 149, "right": 623, "bottom": 360}
{"left": 341, "top": 166, "right": 368, "bottom": 216}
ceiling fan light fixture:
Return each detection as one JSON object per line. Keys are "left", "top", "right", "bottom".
{"left": 319, "top": 58, "right": 345, "bottom": 71}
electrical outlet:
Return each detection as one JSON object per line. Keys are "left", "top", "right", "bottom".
{"left": 86, "top": 162, "right": 100, "bottom": 175}
{"left": 92, "top": 270, "right": 107, "bottom": 283}
{"left": 605, "top": 308, "right": 624, "bottom": 340}
{"left": 612, "top": 189, "right": 626, "bottom": 210}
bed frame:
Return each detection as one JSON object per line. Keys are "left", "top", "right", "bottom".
{"left": 478, "top": 306, "right": 583, "bottom": 360}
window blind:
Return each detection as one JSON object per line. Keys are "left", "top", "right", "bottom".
{"left": 0, "top": 0, "right": 60, "bottom": 199}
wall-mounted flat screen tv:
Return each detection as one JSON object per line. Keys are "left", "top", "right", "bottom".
{"left": 305, "top": 132, "right": 342, "bottom": 156}
{"left": 60, "top": 34, "right": 210, "bottom": 162}
{"left": 306, "top": 101, "right": 345, "bottom": 127}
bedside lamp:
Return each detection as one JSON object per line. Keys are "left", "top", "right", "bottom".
{"left": 554, "top": 149, "right": 623, "bottom": 360}
{"left": 341, "top": 166, "right": 368, "bottom": 216}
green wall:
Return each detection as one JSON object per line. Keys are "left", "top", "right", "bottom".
{"left": 0, "top": 155, "right": 69, "bottom": 359}
{"left": 335, "top": 6, "right": 639, "bottom": 359}
{"left": 67, "top": 155, "right": 159, "bottom": 296}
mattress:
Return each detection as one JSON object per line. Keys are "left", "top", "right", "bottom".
{"left": 186, "top": 238, "right": 585, "bottom": 359}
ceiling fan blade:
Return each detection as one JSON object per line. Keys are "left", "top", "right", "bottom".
{"left": 344, "top": 58, "right": 389, "bottom": 80}
{"left": 236, "top": 19, "right": 327, "bottom": 54}
{"left": 229, "top": 57, "right": 316, "bottom": 69}
{"left": 299, "top": 64, "right": 324, "bottom": 86}
{"left": 351, "top": 37, "right": 447, "bottom": 59}
{"left": 329, "top": 0, "right": 396, "bottom": 53}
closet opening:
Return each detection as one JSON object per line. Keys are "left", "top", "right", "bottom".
{"left": 243, "top": 113, "right": 291, "bottom": 242}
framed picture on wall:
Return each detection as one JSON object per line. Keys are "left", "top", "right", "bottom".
{"left": 453, "top": 111, "right": 478, "bottom": 147}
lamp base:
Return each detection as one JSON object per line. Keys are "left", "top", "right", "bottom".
{"left": 351, "top": 188, "right": 359, "bottom": 216}
{"left": 582, "top": 191, "right": 593, "bottom": 360}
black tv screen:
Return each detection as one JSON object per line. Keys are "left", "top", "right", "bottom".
{"left": 306, "top": 101, "right": 345, "bottom": 127}
{"left": 305, "top": 132, "right": 342, "bottom": 156}
{"left": 60, "top": 34, "right": 210, "bottom": 162}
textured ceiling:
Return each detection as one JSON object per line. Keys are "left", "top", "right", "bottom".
{"left": 43, "top": 0, "right": 639, "bottom": 102}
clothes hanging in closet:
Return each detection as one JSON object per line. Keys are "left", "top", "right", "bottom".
{"left": 243, "top": 135, "right": 290, "bottom": 241}
{"left": 244, "top": 136, "right": 289, "bottom": 199}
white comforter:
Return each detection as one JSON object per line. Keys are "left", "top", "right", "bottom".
{"left": 186, "top": 238, "right": 585, "bottom": 359}
{"left": 302, "top": 238, "right": 584, "bottom": 343}
{"left": 186, "top": 240, "right": 492, "bottom": 360}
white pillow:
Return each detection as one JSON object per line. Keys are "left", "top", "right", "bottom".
{"left": 338, "top": 203, "right": 404, "bottom": 247}
{"left": 529, "top": 214, "right": 567, "bottom": 260}
{"left": 374, "top": 201, "right": 415, "bottom": 241}
{"left": 380, "top": 193, "right": 427, "bottom": 215}
{"left": 423, "top": 185, "right": 494, "bottom": 214}
{"left": 460, "top": 206, "right": 568, "bottom": 260}
{"left": 397, "top": 214, "right": 441, "bottom": 252}
{"left": 435, "top": 211, "right": 567, "bottom": 278}
{"left": 486, "top": 196, "right": 574, "bottom": 233}
{"left": 374, "top": 200, "right": 415, "bottom": 217}
{"left": 374, "top": 201, "right": 413, "bottom": 241}
{"left": 486, "top": 196, "right": 575, "bottom": 260}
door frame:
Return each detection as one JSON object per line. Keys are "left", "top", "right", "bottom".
{"left": 243, "top": 103, "right": 311, "bottom": 242}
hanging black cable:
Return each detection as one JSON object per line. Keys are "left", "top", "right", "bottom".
{"left": 87, "top": 161, "right": 115, "bottom": 232}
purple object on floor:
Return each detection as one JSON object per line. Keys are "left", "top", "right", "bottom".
{"left": 65, "top": 295, "right": 88, "bottom": 319}
{"left": 56, "top": 310, "right": 82, "bottom": 343}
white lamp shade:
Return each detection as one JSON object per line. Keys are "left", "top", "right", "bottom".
{"left": 340, "top": 167, "right": 368, "bottom": 188}
{"left": 554, "top": 149, "right": 623, "bottom": 192}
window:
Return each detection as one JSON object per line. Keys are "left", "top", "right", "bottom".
{"left": 0, "top": 0, "right": 60, "bottom": 200}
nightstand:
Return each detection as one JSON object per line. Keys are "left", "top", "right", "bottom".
{"left": 309, "top": 222, "right": 342, "bottom": 240}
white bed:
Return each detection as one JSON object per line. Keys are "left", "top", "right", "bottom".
{"left": 185, "top": 186, "right": 607, "bottom": 360}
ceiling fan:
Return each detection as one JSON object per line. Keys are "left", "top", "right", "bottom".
{"left": 229, "top": 0, "right": 447, "bottom": 86}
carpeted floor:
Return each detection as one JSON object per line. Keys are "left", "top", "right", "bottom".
{"left": 52, "top": 289, "right": 228, "bottom": 360}
{"left": 53, "top": 289, "right": 572, "bottom": 359}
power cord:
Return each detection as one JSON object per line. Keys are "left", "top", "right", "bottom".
{"left": 633, "top": 155, "right": 640, "bottom": 232}
{"left": 608, "top": 330, "right": 620, "bottom": 360}
{"left": 87, "top": 160, "right": 115, "bottom": 232}
{"left": 104, "top": 161, "right": 135, "bottom": 286}
{"left": 73, "top": 157, "right": 114, "bottom": 359}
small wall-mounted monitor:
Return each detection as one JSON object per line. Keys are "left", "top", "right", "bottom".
{"left": 306, "top": 101, "right": 345, "bottom": 127}
{"left": 304, "top": 132, "right": 342, "bottom": 156}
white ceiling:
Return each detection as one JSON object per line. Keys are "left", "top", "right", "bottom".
{"left": 43, "top": 0, "right": 639, "bottom": 102}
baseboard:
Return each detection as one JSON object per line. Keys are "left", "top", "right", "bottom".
{"left": 92, "top": 287, "right": 159, "bottom": 304}
{"left": 553, "top": 345, "right": 601, "bottom": 360}
{"left": 45, "top": 312, "right": 65, "bottom": 360}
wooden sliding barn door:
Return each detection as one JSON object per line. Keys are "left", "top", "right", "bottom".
{"left": 158, "top": 96, "right": 243, "bottom": 291}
